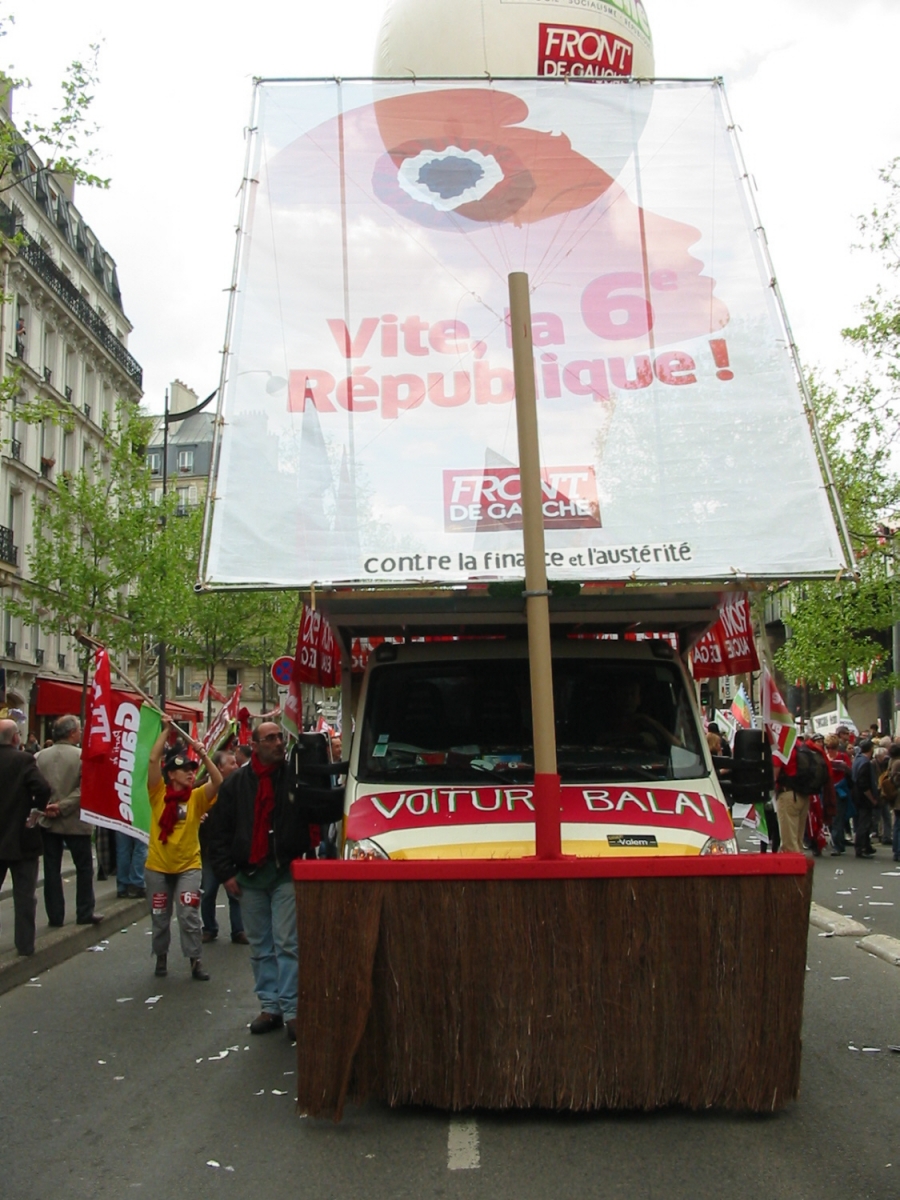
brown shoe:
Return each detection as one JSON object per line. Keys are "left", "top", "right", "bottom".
{"left": 230, "top": 931, "right": 249, "bottom": 945}
{"left": 249, "top": 1012, "right": 283, "bottom": 1035}
{"left": 201, "top": 930, "right": 217, "bottom": 943}
{"left": 155, "top": 954, "right": 167, "bottom": 977}
{"left": 286, "top": 1018, "right": 297, "bottom": 1042}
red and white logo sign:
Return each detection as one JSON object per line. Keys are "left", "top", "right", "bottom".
{"left": 538, "top": 23, "right": 634, "bottom": 79}
{"left": 443, "top": 465, "right": 601, "bottom": 532}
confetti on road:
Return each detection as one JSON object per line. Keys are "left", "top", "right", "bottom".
{"left": 208, "top": 1051, "right": 229, "bottom": 1061}
{"left": 271, "top": 1090, "right": 287, "bottom": 1096}
{"left": 447, "top": 1117, "right": 480, "bottom": 1171}
{"left": 25, "top": 982, "right": 41, "bottom": 987}
{"left": 196, "top": 1058, "right": 203, "bottom": 1064}
{"left": 98, "top": 1060, "right": 106, "bottom": 1064}
{"left": 849, "top": 1045, "right": 860, "bottom": 1052}
{"left": 870, "top": 902, "right": 894, "bottom": 906}
{"left": 836, "top": 891, "right": 852, "bottom": 895}
{"left": 818, "top": 931, "right": 835, "bottom": 938}
{"left": 86, "top": 945, "right": 106, "bottom": 952}
{"left": 831, "top": 976, "right": 850, "bottom": 981}
{"left": 116, "top": 998, "right": 133, "bottom": 1003}
{"left": 114, "top": 1076, "right": 125, "bottom": 1081}
{"left": 254, "top": 1090, "right": 264, "bottom": 1096}
{"left": 145, "top": 996, "right": 162, "bottom": 1005}
{"left": 207, "top": 1161, "right": 220, "bottom": 1169}
{"left": 225, "top": 1166, "right": 234, "bottom": 1173}
{"left": 888, "top": 1046, "right": 900, "bottom": 1053}
{"left": 863, "top": 1047, "right": 882, "bottom": 1052}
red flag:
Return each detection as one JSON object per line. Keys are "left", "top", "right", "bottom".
{"left": 83, "top": 648, "right": 113, "bottom": 760}
{"left": 691, "top": 593, "right": 760, "bottom": 680}
{"left": 199, "top": 678, "right": 227, "bottom": 705}
{"left": 202, "top": 686, "right": 243, "bottom": 752}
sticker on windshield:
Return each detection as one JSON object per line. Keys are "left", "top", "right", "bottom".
{"left": 608, "top": 833, "right": 658, "bottom": 848}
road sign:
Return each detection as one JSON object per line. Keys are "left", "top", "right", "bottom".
{"left": 271, "top": 656, "right": 295, "bottom": 686}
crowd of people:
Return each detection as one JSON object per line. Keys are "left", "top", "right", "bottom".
{"left": 712, "top": 719, "right": 900, "bottom": 859}
{"left": 0, "top": 712, "right": 345, "bottom": 1047}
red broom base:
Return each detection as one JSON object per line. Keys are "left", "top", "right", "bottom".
{"left": 294, "top": 864, "right": 812, "bottom": 1120}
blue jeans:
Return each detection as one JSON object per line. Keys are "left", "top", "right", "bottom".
{"left": 238, "top": 876, "right": 297, "bottom": 1020}
{"left": 115, "top": 832, "right": 148, "bottom": 894}
{"left": 200, "top": 854, "right": 244, "bottom": 937}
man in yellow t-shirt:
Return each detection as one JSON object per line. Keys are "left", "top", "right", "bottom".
{"left": 145, "top": 719, "right": 222, "bottom": 980}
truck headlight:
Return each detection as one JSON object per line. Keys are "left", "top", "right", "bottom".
{"left": 700, "top": 836, "right": 739, "bottom": 856}
{"left": 343, "top": 837, "right": 389, "bottom": 861}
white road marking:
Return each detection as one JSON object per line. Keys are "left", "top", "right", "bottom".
{"left": 448, "top": 1117, "right": 480, "bottom": 1170}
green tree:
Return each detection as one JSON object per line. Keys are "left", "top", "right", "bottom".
{"left": 773, "top": 162, "right": 900, "bottom": 699}
{"left": 8, "top": 404, "right": 167, "bottom": 682}
{"left": 0, "top": 18, "right": 109, "bottom": 195}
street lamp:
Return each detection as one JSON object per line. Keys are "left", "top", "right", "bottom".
{"left": 156, "top": 385, "right": 218, "bottom": 708}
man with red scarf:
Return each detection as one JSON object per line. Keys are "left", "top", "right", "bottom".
{"left": 206, "top": 721, "right": 345, "bottom": 1041}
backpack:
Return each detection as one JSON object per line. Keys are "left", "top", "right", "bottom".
{"left": 878, "top": 767, "right": 898, "bottom": 805}
{"left": 782, "top": 745, "right": 830, "bottom": 796}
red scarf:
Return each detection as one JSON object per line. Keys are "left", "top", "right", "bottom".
{"left": 249, "top": 752, "right": 278, "bottom": 865}
{"left": 159, "top": 784, "right": 192, "bottom": 844}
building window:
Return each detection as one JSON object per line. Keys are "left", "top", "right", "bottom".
{"left": 177, "top": 449, "right": 194, "bottom": 473}
{"left": 148, "top": 452, "right": 162, "bottom": 475}
{"left": 176, "top": 484, "right": 198, "bottom": 515}
{"left": 176, "top": 666, "right": 186, "bottom": 696}
{"left": 226, "top": 668, "right": 239, "bottom": 688}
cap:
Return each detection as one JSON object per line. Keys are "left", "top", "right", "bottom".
{"left": 165, "top": 753, "right": 198, "bottom": 773}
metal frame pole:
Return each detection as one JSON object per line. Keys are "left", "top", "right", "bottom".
{"left": 508, "top": 271, "right": 562, "bottom": 859}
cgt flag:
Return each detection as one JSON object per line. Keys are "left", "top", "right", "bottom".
{"left": 80, "top": 648, "right": 160, "bottom": 844}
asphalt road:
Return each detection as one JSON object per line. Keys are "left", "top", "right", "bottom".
{"left": 2, "top": 856, "right": 900, "bottom": 1200}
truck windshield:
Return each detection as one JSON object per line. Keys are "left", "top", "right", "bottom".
{"left": 358, "top": 657, "right": 707, "bottom": 784}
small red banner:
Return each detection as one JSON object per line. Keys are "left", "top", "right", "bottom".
{"left": 691, "top": 593, "right": 760, "bottom": 680}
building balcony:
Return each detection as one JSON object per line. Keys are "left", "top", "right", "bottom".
{"left": 10, "top": 439, "right": 21, "bottom": 460}
{"left": 34, "top": 648, "right": 44, "bottom": 666}
{"left": 13, "top": 225, "right": 143, "bottom": 390}
{"left": 57, "top": 653, "right": 66, "bottom": 671}
{"left": 0, "top": 524, "right": 18, "bottom": 566}
{"left": 40, "top": 457, "right": 54, "bottom": 479}
{"left": 4, "top": 641, "right": 15, "bottom": 658}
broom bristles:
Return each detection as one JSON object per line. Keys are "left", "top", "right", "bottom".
{"left": 295, "top": 871, "right": 812, "bottom": 1120}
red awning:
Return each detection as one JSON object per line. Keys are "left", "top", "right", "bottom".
{"left": 34, "top": 677, "right": 202, "bottom": 721}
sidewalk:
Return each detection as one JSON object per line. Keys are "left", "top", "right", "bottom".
{"left": 0, "top": 861, "right": 147, "bottom": 996}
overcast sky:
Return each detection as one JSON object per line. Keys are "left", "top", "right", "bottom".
{"left": 9, "top": 0, "right": 900, "bottom": 410}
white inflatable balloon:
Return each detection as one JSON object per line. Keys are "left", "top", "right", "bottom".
{"left": 375, "top": 0, "right": 655, "bottom": 79}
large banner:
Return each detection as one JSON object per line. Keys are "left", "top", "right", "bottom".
{"left": 80, "top": 649, "right": 160, "bottom": 844}
{"left": 202, "top": 79, "right": 847, "bottom": 588}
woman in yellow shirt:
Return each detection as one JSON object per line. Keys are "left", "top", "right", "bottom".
{"left": 145, "top": 718, "right": 222, "bottom": 980}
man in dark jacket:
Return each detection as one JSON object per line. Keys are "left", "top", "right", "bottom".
{"left": 206, "top": 722, "right": 344, "bottom": 1041}
{"left": 0, "top": 719, "right": 52, "bottom": 955}
{"left": 852, "top": 739, "right": 878, "bottom": 859}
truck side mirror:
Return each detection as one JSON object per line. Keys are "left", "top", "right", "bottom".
{"left": 711, "top": 729, "right": 774, "bottom": 807}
